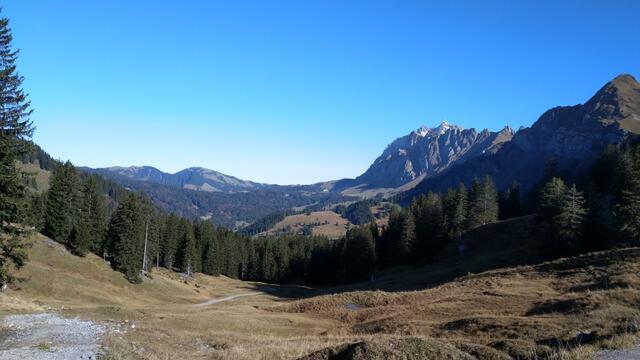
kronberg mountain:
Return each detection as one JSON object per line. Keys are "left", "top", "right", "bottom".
{"left": 405, "top": 73, "right": 640, "bottom": 199}
{"left": 89, "top": 165, "right": 267, "bottom": 193}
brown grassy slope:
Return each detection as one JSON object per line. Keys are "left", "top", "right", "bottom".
{"left": 275, "top": 247, "right": 640, "bottom": 354}
{"left": 1, "top": 234, "right": 347, "bottom": 359}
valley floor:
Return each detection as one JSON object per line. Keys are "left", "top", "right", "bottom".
{"left": 1, "top": 234, "right": 640, "bottom": 359}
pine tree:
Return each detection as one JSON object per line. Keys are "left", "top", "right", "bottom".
{"left": 107, "top": 194, "right": 145, "bottom": 283}
{"left": 396, "top": 210, "right": 415, "bottom": 262}
{"left": 0, "top": 11, "right": 34, "bottom": 286}
{"left": 538, "top": 177, "right": 567, "bottom": 223}
{"left": 0, "top": 12, "right": 33, "bottom": 225}
{"left": 175, "top": 220, "right": 196, "bottom": 274}
{"left": 340, "top": 226, "right": 376, "bottom": 283}
{"left": 613, "top": 153, "right": 640, "bottom": 245}
{"left": 555, "top": 184, "right": 587, "bottom": 250}
{"left": 500, "top": 181, "right": 522, "bottom": 219}
{"left": 44, "top": 161, "right": 80, "bottom": 243}
{"left": 69, "top": 217, "right": 92, "bottom": 256}
{"left": 82, "top": 176, "right": 108, "bottom": 255}
{"left": 467, "top": 176, "right": 498, "bottom": 228}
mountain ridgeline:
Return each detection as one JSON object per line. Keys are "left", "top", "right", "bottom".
{"left": 88, "top": 166, "right": 267, "bottom": 193}
{"left": 334, "top": 122, "right": 514, "bottom": 191}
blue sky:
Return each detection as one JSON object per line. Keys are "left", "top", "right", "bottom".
{"left": 5, "top": 1, "right": 640, "bottom": 184}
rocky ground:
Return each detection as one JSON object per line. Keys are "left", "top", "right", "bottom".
{"left": 0, "top": 313, "right": 107, "bottom": 360}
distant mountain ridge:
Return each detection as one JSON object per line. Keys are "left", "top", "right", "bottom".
{"left": 90, "top": 165, "right": 267, "bottom": 193}
{"left": 332, "top": 122, "right": 513, "bottom": 192}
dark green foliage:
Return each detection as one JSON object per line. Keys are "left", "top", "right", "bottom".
{"left": 342, "top": 200, "right": 375, "bottom": 225}
{"left": 443, "top": 183, "right": 468, "bottom": 242}
{"left": 555, "top": 184, "right": 587, "bottom": 250}
{"left": 339, "top": 226, "right": 376, "bottom": 283}
{"left": 0, "top": 226, "right": 29, "bottom": 286}
{"left": 107, "top": 194, "right": 146, "bottom": 283}
{"left": 411, "top": 192, "right": 444, "bottom": 260}
{"left": 499, "top": 181, "right": 522, "bottom": 220}
{"left": 613, "top": 151, "right": 640, "bottom": 245}
{"left": 44, "top": 162, "right": 80, "bottom": 243}
{"left": 175, "top": 219, "right": 196, "bottom": 274}
{"left": 538, "top": 177, "right": 567, "bottom": 224}
{"left": 467, "top": 176, "right": 499, "bottom": 228}
{"left": 397, "top": 210, "right": 415, "bottom": 262}
{"left": 82, "top": 176, "right": 108, "bottom": 255}
{"left": 69, "top": 217, "right": 92, "bottom": 256}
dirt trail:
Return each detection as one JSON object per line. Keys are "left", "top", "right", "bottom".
{"left": 0, "top": 313, "right": 106, "bottom": 360}
{"left": 194, "top": 287, "right": 276, "bottom": 307}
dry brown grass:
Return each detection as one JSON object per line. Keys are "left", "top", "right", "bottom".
{"left": 4, "top": 233, "right": 640, "bottom": 359}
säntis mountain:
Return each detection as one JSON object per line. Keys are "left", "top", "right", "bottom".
{"left": 334, "top": 122, "right": 514, "bottom": 191}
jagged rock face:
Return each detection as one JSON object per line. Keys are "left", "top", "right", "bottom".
{"left": 404, "top": 74, "right": 640, "bottom": 199}
{"left": 512, "top": 74, "right": 640, "bottom": 159}
{"left": 354, "top": 123, "right": 514, "bottom": 189}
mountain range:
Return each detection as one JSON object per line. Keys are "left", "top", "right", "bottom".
{"left": 88, "top": 166, "right": 267, "bottom": 193}
{"left": 86, "top": 74, "right": 640, "bottom": 227}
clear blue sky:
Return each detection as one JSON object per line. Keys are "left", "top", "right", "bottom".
{"left": 5, "top": 1, "right": 640, "bottom": 184}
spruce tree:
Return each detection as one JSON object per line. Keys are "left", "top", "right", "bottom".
{"left": 467, "top": 176, "right": 498, "bottom": 228}
{"left": 0, "top": 11, "right": 34, "bottom": 286}
{"left": 175, "top": 219, "right": 196, "bottom": 274}
{"left": 340, "top": 226, "right": 376, "bottom": 283}
{"left": 107, "top": 194, "right": 145, "bottom": 283}
{"left": 397, "top": 210, "right": 415, "bottom": 262}
{"left": 538, "top": 177, "right": 567, "bottom": 223}
{"left": 83, "top": 176, "right": 108, "bottom": 255}
{"left": 69, "top": 217, "right": 92, "bottom": 256}
{"left": 43, "top": 161, "right": 80, "bottom": 243}
{"left": 555, "top": 184, "right": 587, "bottom": 250}
{"left": 613, "top": 153, "right": 640, "bottom": 245}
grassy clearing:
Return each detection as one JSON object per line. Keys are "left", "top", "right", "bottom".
{"left": 261, "top": 211, "right": 352, "bottom": 238}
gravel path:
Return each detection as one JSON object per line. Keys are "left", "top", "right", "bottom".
{"left": 597, "top": 345, "right": 640, "bottom": 360}
{"left": 0, "top": 313, "right": 106, "bottom": 360}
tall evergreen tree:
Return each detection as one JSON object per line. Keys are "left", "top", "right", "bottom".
{"left": 69, "top": 217, "right": 92, "bottom": 256}
{"left": 44, "top": 161, "right": 80, "bottom": 243}
{"left": 613, "top": 153, "right": 640, "bottom": 245}
{"left": 555, "top": 184, "right": 588, "bottom": 250}
{"left": 500, "top": 181, "right": 522, "bottom": 220}
{"left": 107, "top": 194, "right": 145, "bottom": 283}
{"left": 339, "top": 226, "right": 376, "bottom": 283}
{"left": 396, "top": 210, "right": 415, "bottom": 263}
{"left": 467, "top": 176, "right": 498, "bottom": 228}
{"left": 0, "top": 11, "right": 33, "bottom": 286}
{"left": 82, "top": 176, "right": 108, "bottom": 255}
{"left": 538, "top": 177, "right": 567, "bottom": 223}
{"left": 175, "top": 219, "right": 196, "bottom": 274}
